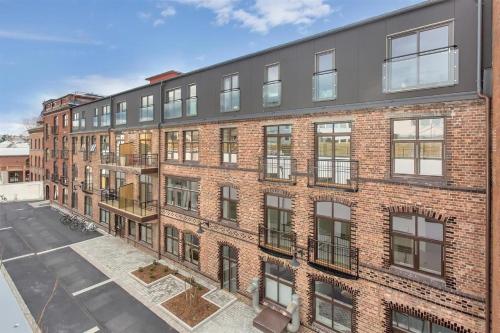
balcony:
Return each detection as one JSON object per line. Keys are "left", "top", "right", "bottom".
{"left": 51, "top": 174, "right": 59, "bottom": 183}
{"left": 258, "top": 224, "right": 296, "bottom": 258}
{"left": 82, "top": 182, "right": 93, "bottom": 193}
{"left": 383, "top": 46, "right": 459, "bottom": 93}
{"left": 258, "top": 157, "right": 297, "bottom": 184}
{"left": 99, "top": 191, "right": 158, "bottom": 222}
{"left": 116, "top": 112, "right": 127, "bottom": 125}
{"left": 100, "top": 152, "right": 158, "bottom": 172}
{"left": 308, "top": 159, "right": 359, "bottom": 192}
{"left": 307, "top": 237, "right": 359, "bottom": 278}
{"left": 164, "top": 100, "right": 182, "bottom": 119}
{"left": 186, "top": 97, "right": 197, "bottom": 116}
{"left": 60, "top": 176, "right": 68, "bottom": 186}
{"left": 60, "top": 150, "right": 69, "bottom": 160}
{"left": 313, "top": 69, "right": 337, "bottom": 101}
{"left": 139, "top": 106, "right": 154, "bottom": 122}
{"left": 262, "top": 81, "right": 281, "bottom": 107}
{"left": 220, "top": 89, "right": 240, "bottom": 112}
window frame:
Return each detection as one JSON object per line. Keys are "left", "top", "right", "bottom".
{"left": 221, "top": 127, "right": 238, "bottom": 165}
{"left": 183, "top": 130, "right": 199, "bottom": 162}
{"left": 99, "top": 208, "right": 110, "bottom": 225}
{"left": 263, "top": 62, "right": 281, "bottom": 107}
{"left": 263, "top": 262, "right": 294, "bottom": 307}
{"left": 165, "top": 131, "right": 179, "bottom": 161}
{"left": 313, "top": 49, "right": 337, "bottom": 102}
{"left": 165, "top": 177, "right": 199, "bottom": 213}
{"left": 312, "top": 280, "right": 353, "bottom": 332}
{"left": 220, "top": 73, "right": 240, "bottom": 113}
{"left": 164, "top": 226, "right": 179, "bottom": 257}
{"left": 391, "top": 310, "right": 455, "bottom": 333}
{"left": 84, "top": 195, "right": 92, "bottom": 217}
{"left": 165, "top": 87, "right": 183, "bottom": 119}
{"left": 139, "top": 223, "right": 153, "bottom": 245}
{"left": 221, "top": 186, "right": 238, "bottom": 222}
{"left": 183, "top": 232, "right": 200, "bottom": 266}
{"left": 139, "top": 95, "right": 154, "bottom": 122}
{"left": 128, "top": 220, "right": 137, "bottom": 238}
{"left": 186, "top": 83, "right": 197, "bottom": 117}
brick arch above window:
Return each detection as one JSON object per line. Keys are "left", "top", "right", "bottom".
{"left": 309, "top": 194, "right": 357, "bottom": 208}
{"left": 383, "top": 204, "right": 450, "bottom": 223}
{"left": 263, "top": 187, "right": 295, "bottom": 198}
{"left": 217, "top": 241, "right": 240, "bottom": 290}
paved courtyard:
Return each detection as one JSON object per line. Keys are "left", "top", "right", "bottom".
{"left": 0, "top": 201, "right": 260, "bottom": 333}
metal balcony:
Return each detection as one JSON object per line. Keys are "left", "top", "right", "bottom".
{"left": 307, "top": 237, "right": 359, "bottom": 278}
{"left": 60, "top": 150, "right": 69, "bottom": 160}
{"left": 308, "top": 159, "right": 359, "bottom": 191}
{"left": 99, "top": 190, "right": 158, "bottom": 222}
{"left": 258, "top": 224, "right": 296, "bottom": 258}
{"left": 101, "top": 152, "right": 158, "bottom": 171}
{"left": 60, "top": 176, "right": 68, "bottom": 186}
{"left": 258, "top": 157, "right": 297, "bottom": 184}
{"left": 82, "top": 182, "right": 93, "bottom": 193}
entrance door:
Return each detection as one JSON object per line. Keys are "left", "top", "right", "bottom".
{"left": 221, "top": 245, "right": 238, "bottom": 292}
{"left": 115, "top": 215, "right": 125, "bottom": 237}
{"left": 45, "top": 185, "right": 50, "bottom": 200}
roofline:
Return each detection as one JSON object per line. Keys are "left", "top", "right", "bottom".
{"left": 145, "top": 70, "right": 183, "bottom": 81}
{"left": 72, "top": 0, "right": 447, "bottom": 110}
{"left": 42, "top": 92, "right": 103, "bottom": 105}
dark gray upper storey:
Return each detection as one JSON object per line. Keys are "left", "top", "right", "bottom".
{"left": 72, "top": 0, "right": 488, "bottom": 133}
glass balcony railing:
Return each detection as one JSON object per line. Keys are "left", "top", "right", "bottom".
{"left": 101, "top": 114, "right": 111, "bottom": 127}
{"left": 186, "top": 97, "right": 197, "bottom": 116}
{"left": 100, "top": 152, "right": 158, "bottom": 168}
{"left": 93, "top": 116, "right": 99, "bottom": 127}
{"left": 100, "top": 191, "right": 158, "bottom": 218}
{"left": 139, "top": 106, "right": 154, "bottom": 122}
{"left": 383, "top": 46, "right": 459, "bottom": 93}
{"left": 220, "top": 89, "right": 240, "bottom": 112}
{"left": 313, "top": 69, "right": 337, "bottom": 101}
{"left": 116, "top": 112, "right": 127, "bottom": 125}
{"left": 263, "top": 81, "right": 281, "bottom": 107}
{"left": 164, "top": 100, "right": 182, "bottom": 119}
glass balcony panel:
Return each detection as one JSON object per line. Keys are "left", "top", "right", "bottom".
{"left": 263, "top": 81, "right": 281, "bottom": 107}
{"left": 220, "top": 90, "right": 240, "bottom": 112}
{"left": 116, "top": 112, "right": 127, "bottom": 125}
{"left": 313, "top": 71, "right": 337, "bottom": 101}
{"left": 139, "top": 106, "right": 154, "bottom": 122}
{"left": 186, "top": 98, "right": 197, "bottom": 116}
{"left": 165, "top": 100, "right": 182, "bottom": 119}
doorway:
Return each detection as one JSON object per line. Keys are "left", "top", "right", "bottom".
{"left": 221, "top": 245, "right": 238, "bottom": 292}
{"left": 115, "top": 215, "right": 125, "bottom": 238}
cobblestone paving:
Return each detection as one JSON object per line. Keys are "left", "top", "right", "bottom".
{"left": 70, "top": 234, "right": 258, "bottom": 332}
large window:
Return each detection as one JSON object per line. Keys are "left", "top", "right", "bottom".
{"left": 186, "top": 84, "right": 197, "bottom": 116}
{"left": 165, "top": 132, "right": 179, "bottom": 160}
{"left": 128, "top": 220, "right": 137, "bottom": 238}
{"left": 221, "top": 186, "right": 238, "bottom": 222}
{"left": 62, "top": 188, "right": 68, "bottom": 205}
{"left": 80, "top": 111, "right": 86, "bottom": 128}
{"left": 392, "top": 311, "right": 455, "bottom": 333}
{"left": 263, "top": 63, "right": 281, "bottom": 107}
{"left": 183, "top": 130, "right": 199, "bottom": 162}
{"left": 139, "top": 132, "right": 152, "bottom": 155}
{"left": 100, "top": 135, "right": 110, "bottom": 156}
{"left": 101, "top": 105, "right": 111, "bottom": 126}
{"left": 391, "top": 214, "right": 444, "bottom": 276}
{"left": 265, "top": 125, "right": 292, "bottom": 180}
{"left": 221, "top": 245, "right": 238, "bottom": 292}
{"left": 139, "top": 174, "right": 153, "bottom": 203}
{"left": 165, "top": 226, "right": 179, "bottom": 256}
{"left": 100, "top": 169, "right": 110, "bottom": 190}
{"left": 116, "top": 101, "right": 127, "bottom": 125}
{"left": 115, "top": 171, "right": 125, "bottom": 190}
{"left": 221, "top": 128, "right": 238, "bottom": 164}
{"left": 140, "top": 95, "right": 154, "bottom": 122}
{"left": 265, "top": 195, "right": 292, "bottom": 252}
{"left": 316, "top": 122, "right": 352, "bottom": 185}
{"left": 93, "top": 108, "right": 99, "bottom": 127}
{"left": 166, "top": 177, "right": 199, "bottom": 212}
{"left": 221, "top": 74, "right": 240, "bottom": 112}
{"left": 313, "top": 50, "right": 336, "bottom": 101}
{"left": 313, "top": 281, "right": 352, "bottom": 332}
{"left": 184, "top": 233, "right": 200, "bottom": 265}
{"left": 392, "top": 118, "right": 444, "bottom": 176}
{"left": 384, "top": 23, "right": 457, "bottom": 93}
{"left": 165, "top": 88, "right": 182, "bottom": 119}
{"left": 264, "top": 262, "right": 293, "bottom": 307}
{"left": 99, "top": 209, "right": 110, "bottom": 225}
{"left": 8, "top": 171, "right": 21, "bottom": 183}
{"left": 63, "top": 114, "right": 69, "bottom": 127}
{"left": 84, "top": 196, "right": 92, "bottom": 216}
{"left": 139, "top": 223, "right": 153, "bottom": 244}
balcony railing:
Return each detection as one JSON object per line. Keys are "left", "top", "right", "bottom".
{"left": 186, "top": 97, "right": 197, "bottom": 116}
{"left": 383, "top": 46, "right": 459, "bottom": 93}
{"left": 101, "top": 152, "right": 158, "bottom": 168}
{"left": 60, "top": 176, "right": 68, "bottom": 186}
{"left": 100, "top": 191, "right": 158, "bottom": 218}
{"left": 258, "top": 157, "right": 297, "bottom": 183}
{"left": 220, "top": 89, "right": 240, "bottom": 112}
{"left": 164, "top": 100, "right": 182, "bottom": 119}
{"left": 82, "top": 182, "right": 93, "bottom": 193}
{"left": 51, "top": 174, "right": 59, "bottom": 183}
{"left": 60, "top": 149, "right": 69, "bottom": 160}
{"left": 258, "top": 224, "right": 296, "bottom": 258}
{"left": 116, "top": 111, "right": 127, "bottom": 125}
{"left": 313, "top": 69, "right": 337, "bottom": 101}
{"left": 307, "top": 237, "right": 359, "bottom": 278}
{"left": 263, "top": 81, "right": 281, "bottom": 107}
{"left": 308, "top": 159, "right": 359, "bottom": 191}
{"left": 139, "top": 106, "right": 154, "bottom": 122}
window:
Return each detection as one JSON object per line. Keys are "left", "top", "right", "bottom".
{"left": 384, "top": 23, "right": 457, "bottom": 93}
{"left": 80, "top": 111, "right": 86, "bottom": 128}
{"left": 315, "top": 122, "right": 352, "bottom": 185}
{"left": 72, "top": 164, "right": 78, "bottom": 181}
{"left": 115, "top": 133, "right": 124, "bottom": 159}
{"left": 84, "top": 166, "right": 93, "bottom": 190}
{"left": 100, "top": 169, "right": 109, "bottom": 189}
{"left": 53, "top": 185, "right": 59, "bottom": 200}
{"left": 101, "top": 105, "right": 111, "bottom": 127}
{"left": 166, "top": 132, "right": 179, "bottom": 160}
{"left": 392, "top": 311, "right": 455, "bottom": 333}
{"left": 139, "top": 175, "right": 153, "bottom": 203}
{"left": 221, "top": 128, "right": 237, "bottom": 164}
{"left": 100, "top": 209, "right": 110, "bottom": 225}
{"left": 264, "top": 125, "right": 292, "bottom": 180}
{"left": 183, "top": 233, "right": 200, "bottom": 265}
{"left": 186, "top": 84, "right": 197, "bottom": 116}
{"left": 139, "top": 223, "right": 153, "bottom": 244}
{"left": 165, "top": 88, "right": 182, "bottom": 119}
{"left": 313, "top": 50, "right": 336, "bottom": 101}
{"left": 115, "top": 171, "right": 125, "bottom": 190}
{"left": 100, "top": 135, "right": 110, "bottom": 156}
{"left": 265, "top": 195, "right": 292, "bottom": 251}
{"left": 116, "top": 102, "right": 127, "bottom": 125}
{"left": 183, "top": 130, "right": 199, "bottom": 162}
{"left": 221, "top": 186, "right": 238, "bottom": 221}
{"left": 313, "top": 281, "right": 352, "bottom": 332}
{"left": 220, "top": 74, "right": 240, "bottom": 112}
{"left": 93, "top": 108, "right": 99, "bottom": 127}
{"left": 128, "top": 220, "right": 137, "bottom": 238}
{"left": 72, "top": 137, "right": 77, "bottom": 155}
{"left": 140, "top": 95, "right": 154, "bottom": 122}
{"left": 63, "top": 114, "right": 69, "bottom": 127}
{"left": 391, "top": 214, "right": 444, "bottom": 276}
{"left": 392, "top": 118, "right": 444, "bottom": 176}
{"left": 221, "top": 245, "right": 238, "bottom": 292}
{"left": 8, "top": 171, "right": 21, "bottom": 183}
{"left": 264, "top": 262, "right": 293, "bottom": 307}
{"left": 166, "top": 177, "right": 199, "bottom": 212}
{"left": 165, "top": 226, "right": 179, "bottom": 256}
{"left": 71, "top": 191, "right": 78, "bottom": 209}
{"left": 84, "top": 196, "right": 92, "bottom": 216}
{"left": 263, "top": 63, "right": 281, "bottom": 107}
{"left": 139, "top": 132, "right": 152, "bottom": 155}
{"left": 62, "top": 188, "right": 68, "bottom": 205}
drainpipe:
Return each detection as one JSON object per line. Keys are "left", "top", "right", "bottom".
{"left": 157, "top": 81, "right": 164, "bottom": 260}
{"left": 476, "top": 1, "right": 491, "bottom": 332}
{"left": 246, "top": 277, "right": 261, "bottom": 312}
{"left": 286, "top": 294, "right": 300, "bottom": 333}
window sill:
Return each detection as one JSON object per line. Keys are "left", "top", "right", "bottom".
{"left": 183, "top": 260, "right": 200, "bottom": 271}
{"left": 163, "top": 205, "right": 199, "bottom": 218}
{"left": 182, "top": 161, "right": 200, "bottom": 166}
{"left": 163, "top": 252, "right": 180, "bottom": 261}
{"left": 388, "top": 175, "right": 446, "bottom": 187}
{"left": 219, "top": 218, "right": 238, "bottom": 227}
{"left": 389, "top": 265, "right": 445, "bottom": 288}
{"left": 313, "top": 97, "right": 337, "bottom": 103}
{"left": 220, "top": 163, "right": 238, "bottom": 169}
{"left": 164, "top": 160, "right": 181, "bottom": 165}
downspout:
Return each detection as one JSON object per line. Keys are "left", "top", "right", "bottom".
{"left": 108, "top": 96, "right": 112, "bottom": 236}
{"left": 476, "top": 1, "right": 491, "bottom": 332}
{"left": 157, "top": 81, "right": 164, "bottom": 260}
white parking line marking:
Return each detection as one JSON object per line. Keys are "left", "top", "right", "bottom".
{"left": 2, "top": 253, "right": 35, "bottom": 263}
{"left": 72, "top": 279, "right": 113, "bottom": 297}
{"left": 0, "top": 227, "right": 12, "bottom": 231}
{"left": 36, "top": 245, "right": 70, "bottom": 255}
{"left": 82, "top": 326, "right": 100, "bottom": 333}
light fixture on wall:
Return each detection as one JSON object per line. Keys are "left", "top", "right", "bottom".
{"left": 290, "top": 248, "right": 305, "bottom": 268}
{"left": 196, "top": 221, "right": 210, "bottom": 234}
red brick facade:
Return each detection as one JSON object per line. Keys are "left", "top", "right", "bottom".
{"left": 28, "top": 126, "right": 44, "bottom": 181}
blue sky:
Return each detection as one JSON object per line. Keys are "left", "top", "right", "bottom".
{"left": 0, "top": 0, "right": 421, "bottom": 134}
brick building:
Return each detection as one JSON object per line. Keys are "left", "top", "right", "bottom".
{"left": 28, "top": 125, "right": 44, "bottom": 182}
{"left": 0, "top": 141, "right": 29, "bottom": 184}
{"left": 36, "top": 0, "right": 499, "bottom": 332}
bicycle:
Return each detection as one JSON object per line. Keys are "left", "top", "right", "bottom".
{"left": 69, "top": 217, "right": 84, "bottom": 231}
{"left": 81, "top": 221, "right": 97, "bottom": 233}
{"left": 59, "top": 214, "right": 73, "bottom": 225}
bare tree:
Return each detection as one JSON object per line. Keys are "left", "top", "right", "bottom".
{"left": 22, "top": 117, "right": 41, "bottom": 131}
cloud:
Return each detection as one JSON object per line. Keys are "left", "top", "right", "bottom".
{"left": 62, "top": 74, "right": 146, "bottom": 96}
{"left": 153, "top": 19, "right": 165, "bottom": 26}
{"left": 174, "top": 0, "right": 237, "bottom": 25}
{"left": 137, "top": 11, "right": 152, "bottom": 20}
{"left": 139, "top": 5, "right": 176, "bottom": 27}
{"left": 161, "top": 6, "right": 176, "bottom": 17}
{"left": 0, "top": 30, "right": 102, "bottom": 45}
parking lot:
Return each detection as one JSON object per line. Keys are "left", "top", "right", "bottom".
{"left": 0, "top": 201, "right": 177, "bottom": 333}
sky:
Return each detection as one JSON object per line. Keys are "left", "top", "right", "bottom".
{"left": 0, "top": 0, "right": 421, "bottom": 135}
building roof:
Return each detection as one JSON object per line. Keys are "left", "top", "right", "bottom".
{"left": 0, "top": 141, "right": 29, "bottom": 156}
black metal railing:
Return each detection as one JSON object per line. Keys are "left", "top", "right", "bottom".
{"left": 60, "top": 176, "right": 68, "bottom": 186}
{"left": 258, "top": 224, "right": 296, "bottom": 257}
{"left": 307, "top": 237, "right": 359, "bottom": 277}
{"left": 258, "top": 157, "right": 297, "bottom": 183}
{"left": 51, "top": 174, "right": 59, "bottom": 183}
{"left": 100, "top": 152, "right": 158, "bottom": 168}
{"left": 60, "top": 149, "right": 69, "bottom": 160}
{"left": 82, "top": 182, "right": 93, "bottom": 193}
{"left": 308, "top": 159, "right": 358, "bottom": 191}
{"left": 100, "top": 191, "right": 158, "bottom": 217}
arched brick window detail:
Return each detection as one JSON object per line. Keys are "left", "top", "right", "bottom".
{"left": 258, "top": 256, "right": 296, "bottom": 307}
{"left": 217, "top": 242, "right": 239, "bottom": 292}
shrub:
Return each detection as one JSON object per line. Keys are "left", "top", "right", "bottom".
{"left": 138, "top": 267, "right": 144, "bottom": 272}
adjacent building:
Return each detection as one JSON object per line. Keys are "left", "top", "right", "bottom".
{"left": 35, "top": 0, "right": 499, "bottom": 332}
{"left": 0, "top": 140, "right": 29, "bottom": 184}
{"left": 28, "top": 125, "right": 44, "bottom": 182}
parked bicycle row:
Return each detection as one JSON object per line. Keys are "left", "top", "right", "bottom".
{"left": 59, "top": 213, "right": 97, "bottom": 233}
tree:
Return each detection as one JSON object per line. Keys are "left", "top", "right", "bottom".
{"left": 22, "top": 117, "right": 41, "bottom": 132}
